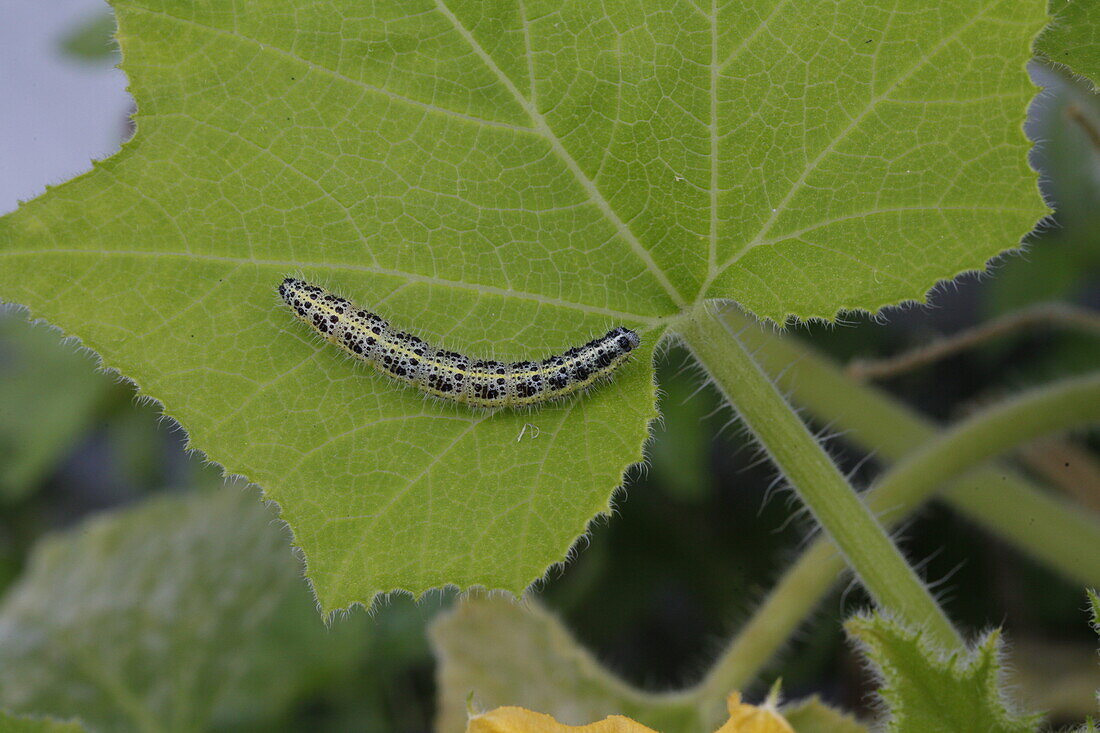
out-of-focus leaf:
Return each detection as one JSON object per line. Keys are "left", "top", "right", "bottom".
{"left": 58, "top": 11, "right": 119, "bottom": 64}
{"left": 0, "top": 0, "right": 1046, "bottom": 610}
{"left": 0, "top": 315, "right": 113, "bottom": 501}
{"left": 0, "top": 710, "right": 86, "bottom": 733}
{"left": 430, "top": 596, "right": 700, "bottom": 732}
{"left": 212, "top": 574, "right": 375, "bottom": 729}
{"left": 1037, "top": 0, "right": 1100, "bottom": 89}
{"left": 1006, "top": 636, "right": 1100, "bottom": 722}
{"left": 779, "top": 697, "right": 868, "bottom": 733}
{"left": 846, "top": 613, "right": 1040, "bottom": 733}
{"left": 649, "top": 351, "right": 713, "bottom": 503}
{"left": 0, "top": 488, "right": 367, "bottom": 731}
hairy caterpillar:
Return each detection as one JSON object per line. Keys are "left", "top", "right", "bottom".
{"left": 278, "top": 278, "right": 641, "bottom": 409}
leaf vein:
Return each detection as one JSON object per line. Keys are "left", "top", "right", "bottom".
{"left": 430, "top": 0, "right": 687, "bottom": 308}
{"left": 709, "top": 0, "right": 1006, "bottom": 288}
{"left": 120, "top": 3, "right": 537, "bottom": 134}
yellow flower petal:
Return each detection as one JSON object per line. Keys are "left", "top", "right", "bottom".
{"left": 715, "top": 692, "right": 796, "bottom": 733}
{"left": 466, "top": 707, "right": 659, "bottom": 733}
{"left": 466, "top": 689, "right": 796, "bottom": 733}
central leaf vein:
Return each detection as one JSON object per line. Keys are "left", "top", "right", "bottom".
{"left": 431, "top": 0, "right": 688, "bottom": 310}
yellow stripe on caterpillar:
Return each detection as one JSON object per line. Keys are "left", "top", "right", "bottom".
{"left": 278, "top": 278, "right": 641, "bottom": 409}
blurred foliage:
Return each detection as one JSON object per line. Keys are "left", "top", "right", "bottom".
{"left": 0, "top": 488, "right": 359, "bottom": 730}
{"left": 57, "top": 12, "right": 118, "bottom": 64}
{"left": 0, "top": 710, "right": 86, "bottom": 733}
{"left": 0, "top": 315, "right": 112, "bottom": 502}
{"left": 1009, "top": 636, "right": 1100, "bottom": 721}
{"left": 779, "top": 698, "right": 867, "bottom": 733}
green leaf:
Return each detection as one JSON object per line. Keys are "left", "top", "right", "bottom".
{"left": 0, "top": 315, "right": 113, "bottom": 501}
{"left": 1036, "top": 0, "right": 1100, "bottom": 89}
{"left": 0, "top": 488, "right": 365, "bottom": 731}
{"left": 780, "top": 697, "right": 869, "bottom": 733}
{"left": 846, "top": 613, "right": 1040, "bottom": 733}
{"left": 430, "top": 595, "right": 700, "bottom": 731}
{"left": 0, "top": 0, "right": 1047, "bottom": 609}
{"left": 0, "top": 711, "right": 86, "bottom": 733}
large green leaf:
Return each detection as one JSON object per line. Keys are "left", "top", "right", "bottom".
{"left": 0, "top": 488, "right": 368, "bottom": 731}
{"left": 0, "top": 0, "right": 1046, "bottom": 610}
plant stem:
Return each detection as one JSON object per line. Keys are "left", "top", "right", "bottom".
{"left": 729, "top": 309, "right": 1100, "bottom": 587}
{"left": 686, "top": 305, "right": 1100, "bottom": 713}
{"left": 675, "top": 303, "right": 964, "bottom": 649}
{"left": 692, "top": 365, "right": 1100, "bottom": 711}
{"left": 844, "top": 302, "right": 1100, "bottom": 381}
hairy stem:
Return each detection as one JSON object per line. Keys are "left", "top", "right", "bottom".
{"left": 675, "top": 303, "right": 963, "bottom": 651}
{"left": 729, "top": 309, "right": 1100, "bottom": 587}
{"left": 687, "top": 308, "right": 1100, "bottom": 721}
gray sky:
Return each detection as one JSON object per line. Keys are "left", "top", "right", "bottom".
{"left": 0, "top": 0, "right": 131, "bottom": 214}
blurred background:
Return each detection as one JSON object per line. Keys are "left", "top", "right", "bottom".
{"left": 0, "top": 1, "right": 1098, "bottom": 731}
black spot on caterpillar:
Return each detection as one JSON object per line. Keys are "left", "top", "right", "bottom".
{"left": 278, "top": 278, "right": 641, "bottom": 409}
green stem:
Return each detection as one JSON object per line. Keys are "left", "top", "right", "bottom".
{"left": 675, "top": 304, "right": 964, "bottom": 650}
{"left": 692, "top": 363, "right": 1100, "bottom": 710}
{"left": 729, "top": 309, "right": 1100, "bottom": 588}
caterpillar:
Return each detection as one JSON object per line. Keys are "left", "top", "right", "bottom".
{"left": 278, "top": 278, "right": 641, "bottom": 409}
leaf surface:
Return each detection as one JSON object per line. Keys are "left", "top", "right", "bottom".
{"left": 0, "top": 0, "right": 1046, "bottom": 609}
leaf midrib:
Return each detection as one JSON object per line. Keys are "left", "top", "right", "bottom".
{"left": 429, "top": 0, "right": 689, "bottom": 309}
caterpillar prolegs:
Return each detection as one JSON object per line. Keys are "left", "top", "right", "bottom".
{"left": 278, "top": 278, "right": 641, "bottom": 409}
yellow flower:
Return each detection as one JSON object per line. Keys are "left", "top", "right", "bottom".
{"left": 715, "top": 691, "right": 795, "bottom": 733}
{"left": 467, "top": 706, "right": 658, "bottom": 732}
{"left": 466, "top": 688, "right": 795, "bottom": 733}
